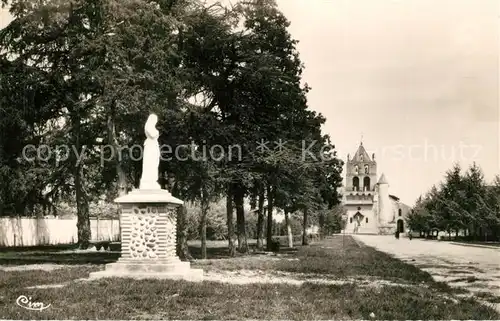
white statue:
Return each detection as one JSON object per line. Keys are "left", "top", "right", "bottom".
{"left": 140, "top": 114, "right": 161, "bottom": 190}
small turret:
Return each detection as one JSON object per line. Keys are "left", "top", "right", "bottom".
{"left": 377, "top": 173, "right": 390, "bottom": 226}
{"left": 378, "top": 173, "right": 388, "bottom": 185}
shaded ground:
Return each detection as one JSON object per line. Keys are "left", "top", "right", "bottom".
{"left": 0, "top": 237, "right": 289, "bottom": 265}
{"left": 191, "top": 237, "right": 434, "bottom": 284}
{"left": 0, "top": 236, "right": 497, "bottom": 319}
{"left": 354, "top": 234, "right": 500, "bottom": 311}
{"left": 464, "top": 242, "right": 500, "bottom": 248}
{"left": 449, "top": 241, "right": 500, "bottom": 249}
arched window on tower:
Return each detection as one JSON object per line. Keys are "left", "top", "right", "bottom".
{"left": 360, "top": 155, "right": 363, "bottom": 161}
{"left": 353, "top": 177, "right": 359, "bottom": 191}
{"left": 398, "top": 208, "right": 402, "bottom": 217}
{"left": 354, "top": 166, "right": 359, "bottom": 174}
{"left": 363, "top": 177, "right": 370, "bottom": 191}
{"left": 364, "top": 165, "right": 369, "bottom": 174}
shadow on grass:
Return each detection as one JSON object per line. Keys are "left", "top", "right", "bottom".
{"left": 189, "top": 243, "right": 298, "bottom": 260}
{"left": 196, "top": 236, "right": 434, "bottom": 284}
{"left": 0, "top": 244, "right": 79, "bottom": 253}
{"left": 428, "top": 281, "right": 470, "bottom": 295}
{"left": 0, "top": 236, "right": 484, "bottom": 291}
{"left": 0, "top": 238, "right": 298, "bottom": 265}
{"left": 0, "top": 236, "right": 498, "bottom": 319}
{"left": 477, "top": 291, "right": 500, "bottom": 304}
{"left": 0, "top": 278, "right": 497, "bottom": 320}
{"left": 0, "top": 251, "right": 121, "bottom": 265}
{"left": 0, "top": 265, "right": 101, "bottom": 289}
{"left": 0, "top": 236, "right": 433, "bottom": 285}
{"left": 292, "top": 236, "right": 433, "bottom": 283}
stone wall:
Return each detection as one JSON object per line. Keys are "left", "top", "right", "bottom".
{"left": 0, "top": 217, "right": 120, "bottom": 247}
{"left": 120, "top": 204, "right": 177, "bottom": 261}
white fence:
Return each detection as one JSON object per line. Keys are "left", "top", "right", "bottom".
{"left": 0, "top": 217, "right": 120, "bottom": 247}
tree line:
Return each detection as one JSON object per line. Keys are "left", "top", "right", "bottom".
{"left": 407, "top": 163, "right": 500, "bottom": 241}
{"left": 0, "top": 0, "right": 344, "bottom": 257}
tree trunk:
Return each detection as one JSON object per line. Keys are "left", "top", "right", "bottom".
{"left": 75, "top": 163, "right": 90, "bottom": 248}
{"left": 234, "top": 184, "right": 248, "bottom": 253}
{"left": 199, "top": 189, "right": 209, "bottom": 259}
{"left": 71, "top": 107, "right": 91, "bottom": 249}
{"left": 176, "top": 205, "right": 191, "bottom": 260}
{"left": 107, "top": 101, "right": 126, "bottom": 246}
{"left": 76, "top": 202, "right": 91, "bottom": 249}
{"left": 250, "top": 186, "right": 257, "bottom": 211}
{"left": 284, "top": 209, "right": 293, "bottom": 248}
{"left": 176, "top": 204, "right": 193, "bottom": 260}
{"left": 107, "top": 100, "right": 127, "bottom": 197}
{"left": 256, "top": 189, "right": 265, "bottom": 250}
{"left": 169, "top": 178, "right": 192, "bottom": 261}
{"left": 134, "top": 160, "right": 141, "bottom": 188}
{"left": 159, "top": 171, "right": 167, "bottom": 189}
{"left": 226, "top": 185, "right": 236, "bottom": 256}
{"left": 302, "top": 207, "right": 309, "bottom": 246}
{"left": 266, "top": 185, "right": 274, "bottom": 251}
{"left": 318, "top": 211, "right": 325, "bottom": 239}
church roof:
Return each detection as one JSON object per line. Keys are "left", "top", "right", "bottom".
{"left": 389, "top": 194, "right": 399, "bottom": 201}
{"left": 351, "top": 143, "right": 372, "bottom": 162}
{"left": 378, "top": 173, "right": 388, "bottom": 184}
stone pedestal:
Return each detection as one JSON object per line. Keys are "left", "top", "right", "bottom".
{"left": 89, "top": 189, "right": 203, "bottom": 281}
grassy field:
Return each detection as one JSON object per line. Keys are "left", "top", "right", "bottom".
{"left": 0, "top": 236, "right": 497, "bottom": 319}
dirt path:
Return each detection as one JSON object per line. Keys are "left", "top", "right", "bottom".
{"left": 354, "top": 235, "right": 500, "bottom": 310}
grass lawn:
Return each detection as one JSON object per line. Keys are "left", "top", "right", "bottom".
{"left": 193, "top": 237, "right": 434, "bottom": 283}
{"left": 0, "top": 236, "right": 497, "bottom": 320}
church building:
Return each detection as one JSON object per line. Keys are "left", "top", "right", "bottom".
{"left": 341, "top": 143, "right": 411, "bottom": 234}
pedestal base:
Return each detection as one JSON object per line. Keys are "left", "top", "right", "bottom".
{"left": 89, "top": 259, "right": 204, "bottom": 282}
{"left": 97, "top": 188, "right": 203, "bottom": 281}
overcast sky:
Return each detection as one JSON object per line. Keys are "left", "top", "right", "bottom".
{"left": 276, "top": 0, "right": 499, "bottom": 205}
{"left": 1, "top": 1, "right": 499, "bottom": 205}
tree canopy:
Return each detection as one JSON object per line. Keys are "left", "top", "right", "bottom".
{"left": 0, "top": 0, "right": 343, "bottom": 253}
{"left": 407, "top": 162, "right": 500, "bottom": 241}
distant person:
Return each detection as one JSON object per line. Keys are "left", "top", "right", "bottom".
{"left": 395, "top": 230, "right": 400, "bottom": 239}
{"left": 408, "top": 230, "right": 413, "bottom": 240}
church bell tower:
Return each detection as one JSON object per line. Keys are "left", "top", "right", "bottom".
{"left": 343, "top": 141, "right": 378, "bottom": 234}
{"left": 345, "top": 142, "right": 377, "bottom": 193}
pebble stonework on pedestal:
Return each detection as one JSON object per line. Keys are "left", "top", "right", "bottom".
{"left": 89, "top": 114, "right": 203, "bottom": 281}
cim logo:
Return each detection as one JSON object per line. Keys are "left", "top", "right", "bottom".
{"left": 16, "top": 295, "right": 51, "bottom": 311}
